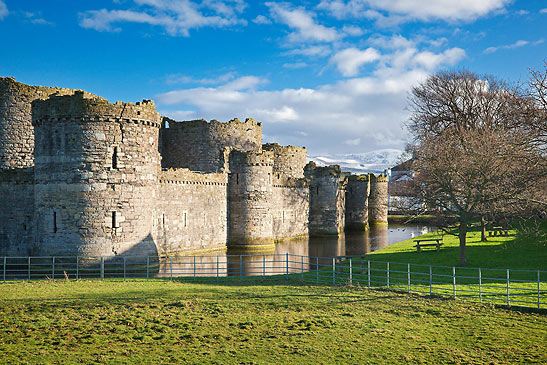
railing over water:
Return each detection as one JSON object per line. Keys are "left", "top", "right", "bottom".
{"left": 1, "top": 254, "right": 546, "bottom": 310}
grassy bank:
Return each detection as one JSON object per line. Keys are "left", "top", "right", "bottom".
{"left": 0, "top": 280, "right": 546, "bottom": 363}
{"left": 369, "top": 222, "right": 547, "bottom": 270}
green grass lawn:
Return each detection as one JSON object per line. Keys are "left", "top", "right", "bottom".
{"left": 0, "top": 280, "right": 546, "bottom": 364}
{"left": 325, "top": 221, "right": 547, "bottom": 309}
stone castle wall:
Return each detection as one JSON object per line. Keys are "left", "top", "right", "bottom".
{"left": 155, "top": 169, "right": 228, "bottom": 255}
{"left": 307, "top": 165, "right": 346, "bottom": 236}
{"left": 263, "top": 143, "right": 307, "bottom": 178}
{"left": 32, "top": 93, "right": 161, "bottom": 256}
{"left": 0, "top": 77, "right": 102, "bottom": 169}
{"left": 368, "top": 174, "right": 389, "bottom": 225}
{"left": 345, "top": 174, "right": 370, "bottom": 230}
{"left": 0, "top": 170, "right": 34, "bottom": 255}
{"left": 272, "top": 176, "right": 309, "bottom": 241}
{"left": 160, "top": 118, "right": 262, "bottom": 172}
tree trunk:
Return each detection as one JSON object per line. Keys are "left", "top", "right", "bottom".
{"left": 481, "top": 216, "right": 487, "bottom": 242}
{"left": 459, "top": 221, "right": 468, "bottom": 266}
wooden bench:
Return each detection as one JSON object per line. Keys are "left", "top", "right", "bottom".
{"left": 414, "top": 239, "right": 443, "bottom": 252}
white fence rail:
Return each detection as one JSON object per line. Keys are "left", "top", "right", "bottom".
{"left": 1, "top": 254, "right": 546, "bottom": 310}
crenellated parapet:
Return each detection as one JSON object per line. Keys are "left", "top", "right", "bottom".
{"left": 345, "top": 174, "right": 371, "bottom": 231}
{"left": 368, "top": 173, "right": 389, "bottom": 225}
{"left": 160, "top": 117, "right": 262, "bottom": 172}
{"left": 262, "top": 143, "right": 306, "bottom": 178}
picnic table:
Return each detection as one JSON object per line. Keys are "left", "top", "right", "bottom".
{"left": 489, "top": 226, "right": 508, "bottom": 236}
{"left": 414, "top": 238, "right": 443, "bottom": 252}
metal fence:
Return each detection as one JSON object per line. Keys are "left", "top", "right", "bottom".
{"left": 1, "top": 254, "right": 546, "bottom": 309}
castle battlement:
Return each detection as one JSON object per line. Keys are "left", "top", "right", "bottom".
{"left": 0, "top": 78, "right": 388, "bottom": 256}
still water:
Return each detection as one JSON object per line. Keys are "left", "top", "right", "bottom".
{"left": 156, "top": 224, "right": 434, "bottom": 278}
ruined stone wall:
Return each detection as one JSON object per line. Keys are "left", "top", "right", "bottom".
{"left": 307, "top": 165, "right": 346, "bottom": 236}
{"left": 155, "top": 169, "right": 228, "bottom": 255}
{"left": 0, "top": 170, "right": 34, "bottom": 255}
{"left": 345, "top": 174, "right": 370, "bottom": 231}
{"left": 271, "top": 176, "right": 309, "bottom": 241}
{"left": 228, "top": 150, "right": 274, "bottom": 249}
{"left": 0, "top": 77, "right": 102, "bottom": 170}
{"left": 32, "top": 93, "right": 161, "bottom": 257}
{"left": 368, "top": 173, "right": 389, "bottom": 225}
{"left": 262, "top": 143, "right": 306, "bottom": 178}
{"left": 160, "top": 118, "right": 262, "bottom": 172}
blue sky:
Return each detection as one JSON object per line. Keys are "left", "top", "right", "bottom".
{"left": 0, "top": 0, "right": 546, "bottom": 155}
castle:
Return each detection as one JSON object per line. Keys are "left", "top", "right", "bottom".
{"left": 0, "top": 77, "right": 388, "bottom": 257}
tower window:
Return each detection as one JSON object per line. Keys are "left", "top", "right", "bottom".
{"left": 112, "top": 211, "right": 118, "bottom": 228}
{"left": 112, "top": 146, "right": 118, "bottom": 169}
{"left": 236, "top": 173, "right": 239, "bottom": 184}
{"left": 183, "top": 211, "right": 188, "bottom": 228}
{"left": 53, "top": 211, "right": 57, "bottom": 233}
{"left": 316, "top": 186, "right": 319, "bottom": 195}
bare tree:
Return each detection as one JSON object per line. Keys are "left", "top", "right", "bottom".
{"left": 407, "top": 70, "right": 546, "bottom": 266}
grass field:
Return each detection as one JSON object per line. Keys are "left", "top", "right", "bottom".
{"left": 0, "top": 280, "right": 546, "bottom": 364}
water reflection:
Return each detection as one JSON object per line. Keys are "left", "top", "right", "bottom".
{"left": 155, "top": 224, "right": 434, "bottom": 278}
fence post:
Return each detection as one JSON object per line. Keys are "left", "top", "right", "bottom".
{"left": 3, "top": 256, "right": 6, "bottom": 282}
{"left": 76, "top": 256, "right": 79, "bottom": 280}
{"left": 367, "top": 260, "right": 370, "bottom": 288}
{"left": 123, "top": 257, "right": 126, "bottom": 281}
{"left": 429, "top": 265, "right": 432, "bottom": 295}
{"left": 239, "top": 255, "right": 242, "bottom": 281}
{"left": 263, "top": 255, "right": 266, "bottom": 278}
{"left": 538, "top": 270, "right": 541, "bottom": 310}
{"left": 170, "top": 257, "right": 173, "bottom": 281}
{"left": 479, "top": 268, "right": 482, "bottom": 302}
{"left": 349, "top": 258, "right": 352, "bottom": 285}
{"left": 316, "top": 256, "right": 319, "bottom": 282}
{"left": 193, "top": 256, "right": 196, "bottom": 280}
{"left": 52, "top": 257, "right": 55, "bottom": 280}
{"left": 332, "top": 257, "right": 335, "bottom": 285}
{"left": 28, "top": 256, "right": 31, "bottom": 281}
{"left": 146, "top": 256, "right": 149, "bottom": 281}
{"left": 407, "top": 263, "right": 411, "bottom": 293}
{"left": 452, "top": 266, "right": 456, "bottom": 298}
{"left": 217, "top": 256, "right": 220, "bottom": 281}
{"left": 100, "top": 256, "right": 104, "bottom": 280}
{"left": 387, "top": 262, "right": 390, "bottom": 288}
{"left": 286, "top": 253, "right": 289, "bottom": 280}
{"left": 301, "top": 255, "right": 304, "bottom": 281}
{"left": 506, "top": 269, "right": 510, "bottom": 306}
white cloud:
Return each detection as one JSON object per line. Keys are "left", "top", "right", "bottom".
{"left": 0, "top": 1, "right": 8, "bottom": 20}
{"left": 330, "top": 47, "right": 381, "bottom": 76}
{"left": 283, "top": 62, "right": 308, "bottom": 69}
{"left": 252, "top": 15, "right": 271, "bottom": 24}
{"left": 412, "top": 47, "right": 466, "bottom": 69}
{"left": 266, "top": 2, "right": 340, "bottom": 43}
{"left": 318, "top": 0, "right": 511, "bottom": 23}
{"left": 79, "top": 0, "right": 246, "bottom": 36}
{"left": 155, "top": 70, "right": 427, "bottom": 153}
{"left": 165, "top": 72, "right": 237, "bottom": 85}
{"left": 540, "top": 8, "right": 547, "bottom": 14}
{"left": 515, "top": 10, "right": 529, "bottom": 15}
{"left": 483, "top": 39, "right": 544, "bottom": 54}
{"left": 283, "top": 45, "right": 332, "bottom": 57}
{"left": 344, "top": 138, "right": 361, "bottom": 146}
{"left": 342, "top": 24, "right": 364, "bottom": 36}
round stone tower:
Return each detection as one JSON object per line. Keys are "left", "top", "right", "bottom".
{"left": 368, "top": 173, "right": 389, "bottom": 226}
{"left": 228, "top": 150, "right": 275, "bottom": 250}
{"left": 32, "top": 92, "right": 162, "bottom": 256}
{"left": 0, "top": 77, "right": 99, "bottom": 169}
{"left": 345, "top": 174, "right": 370, "bottom": 231}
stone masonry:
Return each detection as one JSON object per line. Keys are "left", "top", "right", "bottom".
{"left": 0, "top": 77, "right": 388, "bottom": 256}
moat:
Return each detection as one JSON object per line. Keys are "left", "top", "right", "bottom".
{"left": 153, "top": 224, "right": 435, "bottom": 278}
